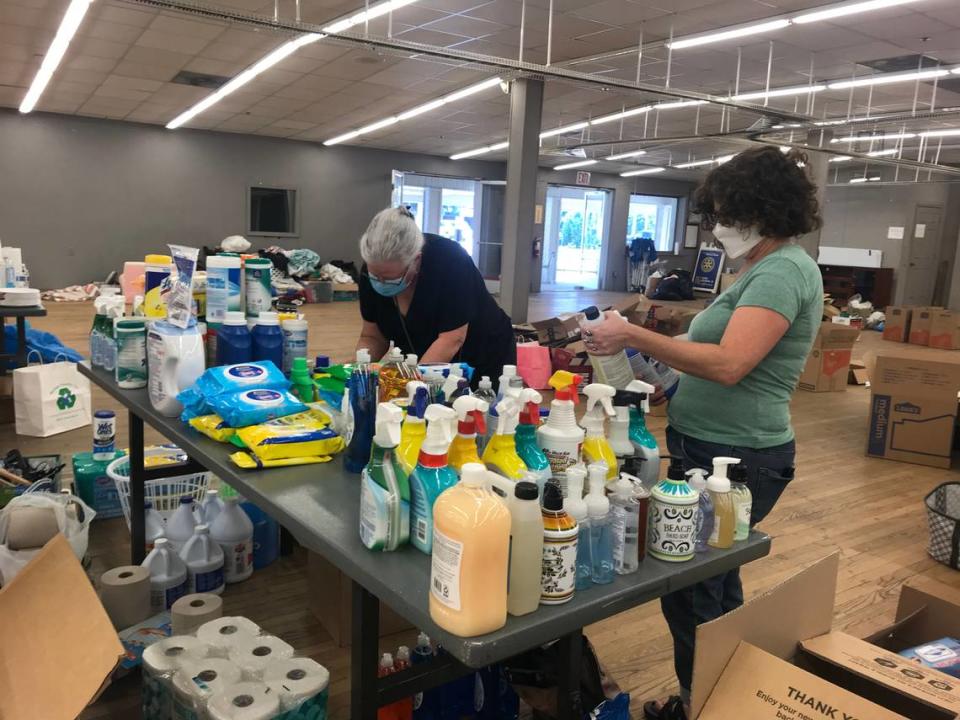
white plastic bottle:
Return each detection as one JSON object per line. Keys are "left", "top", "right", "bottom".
{"left": 483, "top": 365, "right": 518, "bottom": 448}
{"left": 179, "top": 524, "right": 225, "bottom": 595}
{"left": 210, "top": 496, "right": 254, "bottom": 583}
{"left": 609, "top": 475, "right": 641, "bottom": 575}
{"left": 506, "top": 480, "right": 545, "bottom": 617}
{"left": 201, "top": 489, "right": 225, "bottom": 527}
{"left": 608, "top": 407, "right": 634, "bottom": 459}
{"left": 537, "top": 372, "right": 585, "bottom": 480}
{"left": 580, "top": 306, "right": 635, "bottom": 389}
{"left": 141, "top": 537, "right": 188, "bottom": 610}
{"left": 473, "top": 376, "right": 497, "bottom": 455}
{"left": 147, "top": 320, "right": 206, "bottom": 417}
{"left": 145, "top": 501, "right": 166, "bottom": 553}
{"left": 165, "top": 496, "right": 198, "bottom": 552}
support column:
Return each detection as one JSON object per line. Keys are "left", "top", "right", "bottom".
{"left": 796, "top": 129, "right": 831, "bottom": 260}
{"left": 500, "top": 78, "right": 544, "bottom": 323}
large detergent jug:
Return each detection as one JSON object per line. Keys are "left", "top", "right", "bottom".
{"left": 449, "top": 394, "right": 488, "bottom": 474}
{"left": 536, "top": 371, "right": 584, "bottom": 478}
{"left": 179, "top": 523, "right": 225, "bottom": 595}
{"left": 409, "top": 404, "right": 458, "bottom": 554}
{"left": 147, "top": 319, "right": 205, "bottom": 417}
{"left": 141, "top": 537, "right": 188, "bottom": 610}
{"left": 580, "top": 383, "right": 617, "bottom": 480}
{"left": 209, "top": 496, "right": 254, "bottom": 583}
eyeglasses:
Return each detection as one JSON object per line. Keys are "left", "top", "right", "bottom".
{"left": 364, "top": 260, "right": 415, "bottom": 285}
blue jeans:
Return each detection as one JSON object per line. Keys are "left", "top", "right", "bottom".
{"left": 660, "top": 425, "right": 796, "bottom": 701}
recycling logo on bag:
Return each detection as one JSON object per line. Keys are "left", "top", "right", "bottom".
{"left": 55, "top": 385, "right": 77, "bottom": 410}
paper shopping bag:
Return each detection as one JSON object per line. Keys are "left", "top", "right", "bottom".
{"left": 14, "top": 360, "right": 91, "bottom": 437}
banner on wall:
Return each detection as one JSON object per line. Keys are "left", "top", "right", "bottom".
{"left": 692, "top": 246, "right": 725, "bottom": 293}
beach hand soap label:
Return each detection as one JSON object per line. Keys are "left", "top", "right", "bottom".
{"left": 649, "top": 475, "right": 699, "bottom": 562}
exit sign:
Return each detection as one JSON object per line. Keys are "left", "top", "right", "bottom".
{"left": 575, "top": 171, "right": 592, "bottom": 186}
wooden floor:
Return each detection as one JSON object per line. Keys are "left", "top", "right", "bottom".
{"left": 4, "top": 292, "right": 958, "bottom": 719}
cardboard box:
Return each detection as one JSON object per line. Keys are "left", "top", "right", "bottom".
{"left": 910, "top": 307, "right": 941, "bottom": 346}
{"left": 529, "top": 314, "right": 581, "bottom": 345}
{"left": 798, "top": 322, "right": 861, "bottom": 392}
{"left": 883, "top": 306, "right": 912, "bottom": 343}
{"left": 848, "top": 361, "right": 869, "bottom": 385}
{"left": 866, "top": 354, "right": 960, "bottom": 468}
{"left": 0, "top": 536, "right": 124, "bottom": 719}
{"left": 627, "top": 299, "right": 702, "bottom": 337}
{"left": 607, "top": 295, "right": 643, "bottom": 315}
{"left": 306, "top": 551, "right": 413, "bottom": 647}
{"left": 929, "top": 310, "right": 960, "bottom": 350}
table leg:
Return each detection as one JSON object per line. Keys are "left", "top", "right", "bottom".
{"left": 351, "top": 581, "right": 381, "bottom": 720}
{"left": 16, "top": 317, "right": 27, "bottom": 369}
{"left": 128, "top": 411, "right": 146, "bottom": 564}
{"left": 557, "top": 629, "right": 583, "bottom": 720}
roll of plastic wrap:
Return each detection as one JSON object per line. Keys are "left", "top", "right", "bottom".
{"left": 171, "top": 657, "right": 243, "bottom": 720}
{"left": 99, "top": 565, "right": 151, "bottom": 630}
{"left": 264, "top": 657, "right": 330, "bottom": 715}
{"left": 142, "top": 636, "right": 210, "bottom": 720}
{"left": 172, "top": 592, "right": 224, "bottom": 636}
{"left": 197, "top": 616, "right": 262, "bottom": 657}
{"left": 207, "top": 681, "right": 281, "bottom": 720}
{"left": 228, "top": 634, "right": 295, "bottom": 681}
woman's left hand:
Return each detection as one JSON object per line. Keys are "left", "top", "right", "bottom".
{"left": 582, "top": 311, "right": 632, "bottom": 355}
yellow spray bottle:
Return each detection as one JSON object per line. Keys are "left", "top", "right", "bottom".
{"left": 398, "top": 381, "right": 429, "bottom": 475}
{"left": 449, "top": 395, "right": 489, "bottom": 474}
{"left": 580, "top": 383, "right": 618, "bottom": 480}
{"left": 481, "top": 397, "right": 528, "bottom": 480}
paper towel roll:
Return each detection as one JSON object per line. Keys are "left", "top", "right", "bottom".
{"left": 207, "top": 681, "right": 281, "bottom": 720}
{"left": 99, "top": 565, "right": 151, "bottom": 630}
{"left": 198, "top": 616, "right": 262, "bottom": 657}
{"left": 5, "top": 505, "right": 60, "bottom": 550}
{"left": 142, "top": 636, "right": 210, "bottom": 720}
{"left": 172, "top": 593, "right": 224, "bottom": 635}
{"left": 171, "top": 657, "right": 243, "bottom": 720}
{"left": 264, "top": 657, "right": 330, "bottom": 711}
{"left": 228, "top": 634, "right": 295, "bottom": 681}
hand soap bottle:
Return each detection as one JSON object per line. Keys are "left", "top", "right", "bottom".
{"left": 580, "top": 383, "right": 618, "bottom": 480}
{"left": 536, "top": 371, "right": 584, "bottom": 478}
{"left": 449, "top": 395, "right": 489, "bottom": 474}
{"left": 730, "top": 462, "right": 752, "bottom": 541}
{"left": 430, "top": 463, "right": 511, "bottom": 637}
{"left": 585, "top": 464, "right": 614, "bottom": 585}
{"left": 359, "top": 403, "right": 410, "bottom": 552}
{"left": 540, "top": 483, "right": 578, "bottom": 605}
{"left": 481, "top": 398, "right": 528, "bottom": 480}
{"left": 514, "top": 388, "right": 552, "bottom": 490}
{"left": 562, "top": 467, "right": 590, "bottom": 590}
{"left": 617, "top": 379, "right": 660, "bottom": 490}
{"left": 610, "top": 474, "right": 641, "bottom": 575}
{"left": 686, "top": 467, "right": 713, "bottom": 553}
{"left": 410, "top": 404, "right": 458, "bottom": 554}
{"left": 649, "top": 457, "right": 699, "bottom": 562}
{"left": 707, "top": 457, "right": 739, "bottom": 550}
{"left": 398, "top": 381, "right": 429, "bottom": 474}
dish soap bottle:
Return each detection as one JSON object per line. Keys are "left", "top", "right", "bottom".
{"left": 730, "top": 462, "right": 752, "bottom": 541}
{"left": 481, "top": 397, "right": 528, "bottom": 480}
{"left": 579, "top": 306, "right": 635, "bottom": 389}
{"left": 410, "top": 404, "right": 458, "bottom": 554}
{"left": 580, "top": 383, "right": 618, "bottom": 480}
{"left": 359, "top": 403, "right": 410, "bottom": 552}
{"left": 610, "top": 474, "right": 641, "bottom": 575}
{"left": 430, "top": 463, "right": 511, "bottom": 637}
{"left": 707, "top": 457, "right": 739, "bottom": 550}
{"left": 344, "top": 348, "right": 377, "bottom": 473}
{"left": 449, "top": 395, "right": 489, "bottom": 474}
{"left": 649, "top": 457, "right": 699, "bottom": 562}
{"left": 506, "top": 480, "right": 544, "bottom": 617}
{"left": 536, "top": 371, "right": 584, "bottom": 478}
{"left": 562, "top": 467, "right": 591, "bottom": 590}
{"left": 585, "top": 464, "right": 613, "bottom": 585}
{"left": 540, "top": 482, "right": 578, "bottom": 605}
{"left": 515, "top": 388, "right": 552, "bottom": 491}
{"left": 398, "top": 381, "right": 429, "bottom": 474}
{"left": 618, "top": 380, "right": 660, "bottom": 490}
{"left": 686, "top": 468, "right": 713, "bottom": 553}
{"left": 378, "top": 345, "right": 410, "bottom": 404}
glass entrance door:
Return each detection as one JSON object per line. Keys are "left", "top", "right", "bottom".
{"left": 542, "top": 186, "right": 612, "bottom": 290}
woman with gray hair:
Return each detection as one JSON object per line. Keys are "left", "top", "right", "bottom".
{"left": 356, "top": 206, "right": 515, "bottom": 386}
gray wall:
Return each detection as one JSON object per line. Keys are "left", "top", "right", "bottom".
{"left": 0, "top": 110, "right": 504, "bottom": 289}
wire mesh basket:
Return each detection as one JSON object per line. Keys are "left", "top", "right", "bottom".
{"left": 107, "top": 447, "right": 211, "bottom": 531}
{"left": 925, "top": 482, "right": 960, "bottom": 570}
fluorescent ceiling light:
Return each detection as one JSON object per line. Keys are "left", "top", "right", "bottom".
{"left": 605, "top": 149, "right": 647, "bottom": 160}
{"left": 443, "top": 76, "right": 502, "bottom": 102}
{"left": 715, "top": 154, "right": 736, "bottom": 164}
{"left": 540, "top": 122, "right": 590, "bottom": 139}
{"left": 867, "top": 148, "right": 899, "bottom": 157}
{"left": 667, "top": 18, "right": 790, "bottom": 50}
{"left": 397, "top": 98, "right": 445, "bottom": 121}
{"left": 324, "top": 129, "right": 361, "bottom": 146}
{"left": 19, "top": 0, "right": 94, "bottom": 113}
{"left": 793, "top": 0, "right": 920, "bottom": 24}
{"left": 731, "top": 84, "right": 825, "bottom": 101}
{"left": 833, "top": 132, "right": 916, "bottom": 142}
{"left": 449, "top": 141, "right": 508, "bottom": 161}
{"left": 849, "top": 175, "right": 882, "bottom": 183}
{"left": 554, "top": 159, "right": 597, "bottom": 171}
{"left": 828, "top": 68, "right": 948, "bottom": 90}
{"left": 674, "top": 159, "right": 717, "bottom": 169}
{"left": 591, "top": 106, "right": 653, "bottom": 125}
{"left": 829, "top": 155, "right": 852, "bottom": 162}
{"left": 920, "top": 128, "right": 960, "bottom": 138}
{"left": 621, "top": 167, "right": 666, "bottom": 177}
{"left": 655, "top": 100, "right": 708, "bottom": 111}
{"left": 488, "top": 141, "right": 509, "bottom": 152}
{"left": 322, "top": 0, "right": 419, "bottom": 33}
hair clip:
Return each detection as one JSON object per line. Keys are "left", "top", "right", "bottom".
{"left": 397, "top": 205, "right": 415, "bottom": 219}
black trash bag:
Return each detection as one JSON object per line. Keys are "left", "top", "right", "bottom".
{"left": 650, "top": 269, "right": 694, "bottom": 301}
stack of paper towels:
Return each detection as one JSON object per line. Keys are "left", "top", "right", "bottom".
{"left": 142, "top": 615, "right": 330, "bottom": 720}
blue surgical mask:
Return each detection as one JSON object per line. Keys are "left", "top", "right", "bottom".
{"left": 370, "top": 276, "right": 409, "bottom": 297}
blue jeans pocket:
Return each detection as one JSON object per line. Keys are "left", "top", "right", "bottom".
{"left": 749, "top": 465, "right": 795, "bottom": 526}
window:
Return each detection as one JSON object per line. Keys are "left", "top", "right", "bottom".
{"left": 249, "top": 186, "right": 297, "bottom": 236}
{"left": 397, "top": 173, "right": 481, "bottom": 260}
{"left": 627, "top": 194, "right": 679, "bottom": 254}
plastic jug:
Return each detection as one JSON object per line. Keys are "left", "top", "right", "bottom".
{"left": 141, "top": 537, "right": 188, "bottom": 610}
{"left": 209, "top": 496, "right": 254, "bottom": 583}
{"left": 505, "top": 481, "right": 544, "bottom": 617}
{"left": 241, "top": 501, "right": 280, "bottom": 569}
{"left": 579, "top": 306, "right": 635, "bottom": 389}
{"left": 165, "top": 495, "right": 198, "bottom": 552}
{"left": 200, "top": 489, "right": 224, "bottom": 527}
{"left": 252, "top": 311, "right": 284, "bottom": 368}
{"left": 216, "top": 311, "right": 253, "bottom": 366}
{"left": 147, "top": 319, "right": 205, "bottom": 417}
{"left": 179, "top": 523, "right": 225, "bottom": 595}
{"left": 145, "top": 501, "right": 165, "bottom": 553}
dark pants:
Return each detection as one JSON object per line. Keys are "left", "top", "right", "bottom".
{"left": 660, "top": 425, "right": 796, "bottom": 701}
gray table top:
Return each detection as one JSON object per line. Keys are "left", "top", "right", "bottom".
{"left": 0, "top": 304, "right": 46, "bottom": 317}
{"left": 79, "top": 362, "right": 771, "bottom": 667}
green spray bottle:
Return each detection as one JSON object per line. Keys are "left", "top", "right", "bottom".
{"left": 622, "top": 379, "right": 659, "bottom": 490}
{"left": 359, "top": 403, "right": 410, "bottom": 552}
{"left": 514, "top": 387, "right": 552, "bottom": 492}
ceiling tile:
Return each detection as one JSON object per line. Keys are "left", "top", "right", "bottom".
{"left": 95, "top": 4, "right": 156, "bottom": 28}
{"left": 80, "top": 20, "right": 145, "bottom": 44}
{"left": 136, "top": 28, "right": 212, "bottom": 55}
{"left": 148, "top": 13, "right": 227, "bottom": 40}
{"left": 111, "top": 60, "right": 181, "bottom": 83}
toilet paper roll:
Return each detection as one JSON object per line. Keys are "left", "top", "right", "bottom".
{"left": 264, "top": 657, "right": 330, "bottom": 712}
{"left": 228, "top": 635, "right": 295, "bottom": 681}
{"left": 172, "top": 593, "right": 224, "bottom": 636}
{"left": 198, "top": 616, "right": 262, "bottom": 657}
{"left": 5, "top": 505, "right": 60, "bottom": 550}
{"left": 171, "top": 657, "right": 243, "bottom": 720}
{"left": 207, "top": 681, "right": 281, "bottom": 720}
{"left": 142, "top": 636, "right": 211, "bottom": 720}
{"left": 99, "top": 565, "right": 151, "bottom": 630}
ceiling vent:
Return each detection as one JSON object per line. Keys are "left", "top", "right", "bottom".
{"left": 171, "top": 70, "right": 230, "bottom": 90}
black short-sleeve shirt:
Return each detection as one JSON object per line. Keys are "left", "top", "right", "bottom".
{"left": 359, "top": 234, "right": 516, "bottom": 381}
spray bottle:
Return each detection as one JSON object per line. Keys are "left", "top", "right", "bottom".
{"left": 579, "top": 306, "right": 635, "bottom": 389}
{"left": 481, "top": 398, "right": 527, "bottom": 480}
{"left": 686, "top": 468, "right": 713, "bottom": 553}
{"left": 610, "top": 473, "right": 641, "bottom": 575}
{"left": 514, "top": 388, "right": 551, "bottom": 491}
{"left": 359, "top": 403, "right": 410, "bottom": 552}
{"left": 344, "top": 348, "right": 377, "bottom": 473}
{"left": 536, "top": 371, "right": 584, "bottom": 479}
{"left": 613, "top": 380, "right": 660, "bottom": 490}
{"left": 580, "top": 383, "right": 618, "bottom": 480}
{"left": 449, "top": 395, "right": 489, "bottom": 474}
{"left": 562, "top": 467, "right": 590, "bottom": 590}
{"left": 585, "top": 464, "right": 614, "bottom": 585}
{"left": 649, "top": 457, "right": 699, "bottom": 562}
{"left": 707, "top": 457, "right": 739, "bottom": 550}
{"left": 398, "top": 381, "right": 429, "bottom": 474}
{"left": 409, "top": 404, "right": 458, "bottom": 554}
{"left": 483, "top": 365, "right": 518, "bottom": 450}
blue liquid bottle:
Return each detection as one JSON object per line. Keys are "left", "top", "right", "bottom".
{"left": 562, "top": 466, "right": 592, "bottom": 590}
{"left": 585, "top": 464, "right": 614, "bottom": 585}
{"left": 345, "top": 349, "right": 377, "bottom": 473}
{"left": 251, "top": 311, "right": 284, "bottom": 368}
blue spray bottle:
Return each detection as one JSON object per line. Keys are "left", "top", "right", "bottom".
{"left": 344, "top": 348, "right": 377, "bottom": 473}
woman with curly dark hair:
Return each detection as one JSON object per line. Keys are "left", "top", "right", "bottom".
{"left": 583, "top": 145, "right": 824, "bottom": 720}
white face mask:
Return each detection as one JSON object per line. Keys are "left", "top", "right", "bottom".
{"left": 712, "top": 223, "right": 763, "bottom": 259}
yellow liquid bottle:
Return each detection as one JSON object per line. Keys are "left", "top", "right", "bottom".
{"left": 580, "top": 383, "right": 618, "bottom": 480}
{"left": 379, "top": 346, "right": 411, "bottom": 404}
{"left": 449, "top": 395, "right": 489, "bottom": 474}
{"left": 482, "top": 397, "right": 527, "bottom": 480}
{"left": 707, "top": 457, "right": 739, "bottom": 550}
{"left": 398, "top": 382, "right": 429, "bottom": 474}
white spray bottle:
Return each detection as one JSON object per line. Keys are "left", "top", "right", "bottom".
{"left": 537, "top": 371, "right": 584, "bottom": 480}
{"left": 615, "top": 379, "right": 659, "bottom": 490}
{"left": 580, "top": 383, "right": 618, "bottom": 480}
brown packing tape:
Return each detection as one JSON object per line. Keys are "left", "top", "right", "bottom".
{"left": 99, "top": 565, "right": 152, "bottom": 630}
{"left": 171, "top": 593, "right": 224, "bottom": 636}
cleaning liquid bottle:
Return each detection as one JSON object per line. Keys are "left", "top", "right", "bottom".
{"left": 440, "top": 366, "right": 465, "bottom": 405}
{"left": 585, "top": 464, "right": 614, "bottom": 585}
{"left": 378, "top": 653, "right": 398, "bottom": 720}
{"left": 398, "top": 381, "right": 429, "bottom": 475}
{"left": 580, "top": 383, "right": 618, "bottom": 480}
{"left": 730, "top": 462, "right": 753, "bottom": 541}
{"left": 540, "top": 482, "right": 578, "bottom": 605}
{"left": 144, "top": 501, "right": 165, "bottom": 553}
{"left": 514, "top": 388, "right": 552, "bottom": 491}
{"left": 481, "top": 398, "right": 528, "bottom": 480}
{"left": 345, "top": 349, "right": 377, "bottom": 473}
{"left": 473, "top": 376, "right": 497, "bottom": 455}
{"left": 410, "top": 404, "right": 458, "bottom": 554}
{"left": 178, "top": 523, "right": 225, "bottom": 595}
{"left": 579, "top": 306, "right": 635, "bottom": 389}
{"left": 359, "top": 403, "right": 410, "bottom": 552}
{"left": 609, "top": 474, "right": 641, "bottom": 575}
{"left": 430, "top": 463, "right": 511, "bottom": 637}
{"left": 562, "top": 467, "right": 591, "bottom": 590}
{"left": 504, "top": 480, "right": 544, "bottom": 617}
{"left": 379, "top": 345, "right": 410, "bottom": 404}
{"left": 165, "top": 495, "right": 197, "bottom": 553}
{"left": 649, "top": 457, "right": 699, "bottom": 562}
{"left": 209, "top": 496, "right": 254, "bottom": 583}
{"left": 449, "top": 395, "right": 488, "bottom": 474}
{"left": 617, "top": 379, "right": 660, "bottom": 490}
{"left": 536, "top": 371, "right": 584, "bottom": 479}
{"left": 200, "top": 489, "right": 224, "bottom": 527}
{"left": 708, "top": 457, "right": 739, "bottom": 550}
{"left": 141, "top": 537, "right": 188, "bottom": 610}
{"left": 686, "top": 468, "right": 713, "bottom": 553}
{"left": 483, "top": 365, "right": 518, "bottom": 450}
{"left": 405, "top": 353, "right": 421, "bottom": 380}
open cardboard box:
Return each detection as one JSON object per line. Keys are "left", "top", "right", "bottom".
{"left": 798, "top": 322, "right": 861, "bottom": 392}
{"left": 626, "top": 298, "right": 703, "bottom": 337}
{"left": 884, "top": 306, "right": 912, "bottom": 343}
{"left": 529, "top": 314, "right": 581, "bottom": 345}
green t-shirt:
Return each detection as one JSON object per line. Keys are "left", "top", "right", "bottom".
{"left": 667, "top": 243, "right": 823, "bottom": 448}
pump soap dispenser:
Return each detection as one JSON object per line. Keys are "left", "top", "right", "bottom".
{"left": 580, "top": 383, "right": 618, "bottom": 480}
{"left": 649, "top": 457, "right": 699, "bottom": 562}
{"left": 707, "top": 457, "right": 739, "bottom": 550}
{"left": 410, "top": 404, "right": 458, "bottom": 554}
